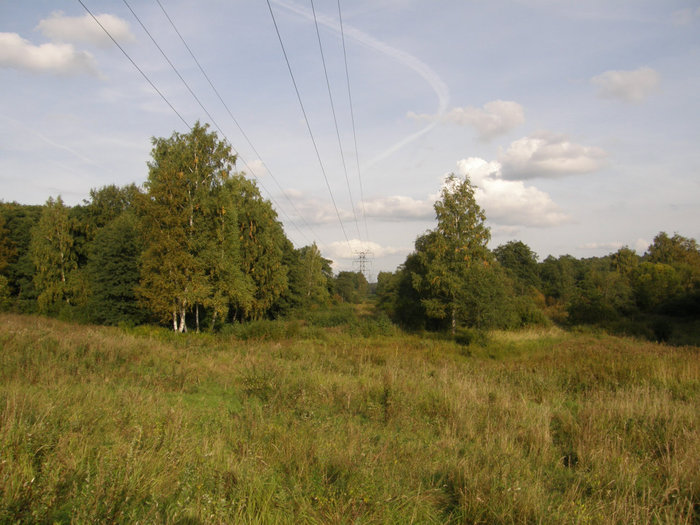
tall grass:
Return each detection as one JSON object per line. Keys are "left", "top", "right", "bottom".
{"left": 1, "top": 313, "right": 698, "bottom": 523}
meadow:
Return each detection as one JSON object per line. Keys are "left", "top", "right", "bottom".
{"left": 1, "top": 311, "right": 699, "bottom": 523}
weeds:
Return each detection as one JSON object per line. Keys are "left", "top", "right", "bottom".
{"left": 0, "top": 313, "right": 699, "bottom": 523}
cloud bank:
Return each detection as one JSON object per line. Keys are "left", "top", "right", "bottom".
{"left": 499, "top": 132, "right": 606, "bottom": 180}
{"left": 409, "top": 100, "right": 525, "bottom": 140}
{"left": 591, "top": 66, "right": 660, "bottom": 102}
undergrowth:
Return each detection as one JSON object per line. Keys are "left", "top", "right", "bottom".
{"left": 1, "top": 313, "right": 698, "bottom": 523}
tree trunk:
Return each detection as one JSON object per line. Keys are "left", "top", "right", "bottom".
{"left": 178, "top": 302, "right": 187, "bottom": 333}
{"left": 451, "top": 306, "right": 456, "bottom": 336}
{"left": 173, "top": 310, "right": 178, "bottom": 331}
{"left": 195, "top": 304, "right": 200, "bottom": 333}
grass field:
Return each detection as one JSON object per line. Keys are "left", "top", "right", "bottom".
{"left": 1, "top": 312, "right": 699, "bottom": 523}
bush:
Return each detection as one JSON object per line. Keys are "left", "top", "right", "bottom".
{"left": 454, "top": 327, "right": 488, "bottom": 347}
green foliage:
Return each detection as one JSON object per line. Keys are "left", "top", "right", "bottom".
{"left": 277, "top": 242, "right": 331, "bottom": 315}
{"left": 334, "top": 271, "right": 368, "bottom": 304}
{"left": 29, "top": 196, "right": 80, "bottom": 314}
{"left": 412, "top": 174, "right": 503, "bottom": 332}
{"left": 86, "top": 213, "right": 145, "bottom": 326}
{"left": 0, "top": 202, "right": 42, "bottom": 308}
{"left": 228, "top": 174, "right": 288, "bottom": 321}
{"left": 632, "top": 262, "right": 682, "bottom": 311}
{"left": 494, "top": 240, "right": 541, "bottom": 289}
{"left": 138, "top": 122, "right": 253, "bottom": 331}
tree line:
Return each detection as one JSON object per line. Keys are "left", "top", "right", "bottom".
{"left": 0, "top": 123, "right": 369, "bottom": 331}
{"left": 2, "top": 123, "right": 698, "bottom": 340}
{"left": 376, "top": 175, "right": 700, "bottom": 343}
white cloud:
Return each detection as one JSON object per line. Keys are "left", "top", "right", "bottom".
{"left": 591, "top": 66, "right": 660, "bottom": 102}
{"left": 635, "top": 238, "right": 650, "bottom": 253}
{"left": 242, "top": 159, "right": 268, "bottom": 178}
{"left": 456, "top": 157, "right": 569, "bottom": 228}
{"left": 361, "top": 195, "right": 434, "bottom": 220}
{"left": 282, "top": 190, "right": 354, "bottom": 225}
{"left": 499, "top": 132, "right": 606, "bottom": 180}
{"left": 0, "top": 32, "right": 97, "bottom": 75}
{"left": 36, "top": 11, "right": 134, "bottom": 48}
{"left": 578, "top": 241, "right": 624, "bottom": 251}
{"left": 409, "top": 100, "right": 525, "bottom": 140}
{"left": 323, "top": 239, "right": 405, "bottom": 260}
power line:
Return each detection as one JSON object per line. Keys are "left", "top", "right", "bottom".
{"left": 77, "top": 0, "right": 190, "bottom": 131}
{"left": 123, "top": 0, "right": 313, "bottom": 246}
{"left": 337, "top": 0, "right": 370, "bottom": 244}
{"left": 309, "top": 0, "right": 361, "bottom": 242}
{"left": 153, "top": 0, "right": 323, "bottom": 246}
{"left": 91, "top": 0, "right": 312, "bottom": 245}
{"left": 266, "top": 0, "right": 353, "bottom": 252}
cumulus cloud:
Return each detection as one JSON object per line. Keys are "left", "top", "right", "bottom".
{"left": 499, "top": 132, "right": 606, "bottom": 180}
{"left": 361, "top": 195, "right": 434, "bottom": 220}
{"left": 323, "top": 239, "right": 405, "bottom": 260}
{"left": 36, "top": 11, "right": 134, "bottom": 47}
{"left": 591, "top": 66, "right": 660, "bottom": 102}
{"left": 409, "top": 100, "right": 524, "bottom": 140}
{"left": 0, "top": 32, "right": 97, "bottom": 75}
{"left": 455, "top": 157, "right": 569, "bottom": 228}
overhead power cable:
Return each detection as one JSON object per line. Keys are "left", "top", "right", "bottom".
{"left": 122, "top": 0, "right": 313, "bottom": 246}
{"left": 83, "top": 0, "right": 312, "bottom": 245}
{"left": 309, "top": 0, "right": 362, "bottom": 243}
{"left": 77, "top": 0, "right": 190, "bottom": 130}
{"left": 337, "top": 0, "right": 370, "bottom": 243}
{"left": 153, "top": 0, "right": 322, "bottom": 246}
{"left": 266, "top": 0, "right": 353, "bottom": 252}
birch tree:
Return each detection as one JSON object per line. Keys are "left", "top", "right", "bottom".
{"left": 29, "top": 196, "right": 77, "bottom": 313}
{"left": 413, "top": 174, "right": 494, "bottom": 333}
{"left": 139, "top": 122, "right": 248, "bottom": 331}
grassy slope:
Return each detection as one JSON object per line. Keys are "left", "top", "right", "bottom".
{"left": 1, "top": 313, "right": 699, "bottom": 524}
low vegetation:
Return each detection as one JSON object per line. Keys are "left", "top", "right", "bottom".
{"left": 2, "top": 312, "right": 699, "bottom": 523}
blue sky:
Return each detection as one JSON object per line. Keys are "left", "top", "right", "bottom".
{"left": 2, "top": 0, "right": 699, "bottom": 275}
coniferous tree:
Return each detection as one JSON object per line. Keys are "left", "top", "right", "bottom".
{"left": 86, "top": 212, "right": 145, "bottom": 325}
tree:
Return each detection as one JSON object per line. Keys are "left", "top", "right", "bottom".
{"left": 334, "top": 271, "right": 368, "bottom": 304}
{"left": 86, "top": 212, "right": 145, "bottom": 325}
{"left": 29, "top": 196, "right": 78, "bottom": 314}
{"left": 412, "top": 174, "right": 494, "bottom": 333}
{"left": 282, "top": 242, "right": 332, "bottom": 312}
{"left": 228, "top": 175, "right": 288, "bottom": 321}
{"left": 647, "top": 232, "right": 700, "bottom": 292}
{"left": 0, "top": 203, "right": 42, "bottom": 308}
{"left": 138, "top": 122, "right": 251, "bottom": 331}
{"left": 494, "top": 240, "right": 540, "bottom": 290}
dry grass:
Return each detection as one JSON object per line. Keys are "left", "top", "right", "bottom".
{"left": 1, "top": 313, "right": 699, "bottom": 523}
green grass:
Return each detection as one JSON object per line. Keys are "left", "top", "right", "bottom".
{"left": 1, "top": 313, "right": 699, "bottom": 523}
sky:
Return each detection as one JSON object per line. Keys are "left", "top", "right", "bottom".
{"left": 2, "top": 0, "right": 699, "bottom": 277}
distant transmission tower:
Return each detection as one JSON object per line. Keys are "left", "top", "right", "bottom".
{"left": 353, "top": 250, "right": 373, "bottom": 283}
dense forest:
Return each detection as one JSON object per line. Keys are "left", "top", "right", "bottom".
{"left": 1, "top": 123, "right": 698, "bottom": 343}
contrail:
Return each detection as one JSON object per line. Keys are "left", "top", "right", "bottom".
{"left": 1, "top": 113, "right": 106, "bottom": 170}
{"left": 270, "top": 0, "right": 449, "bottom": 169}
